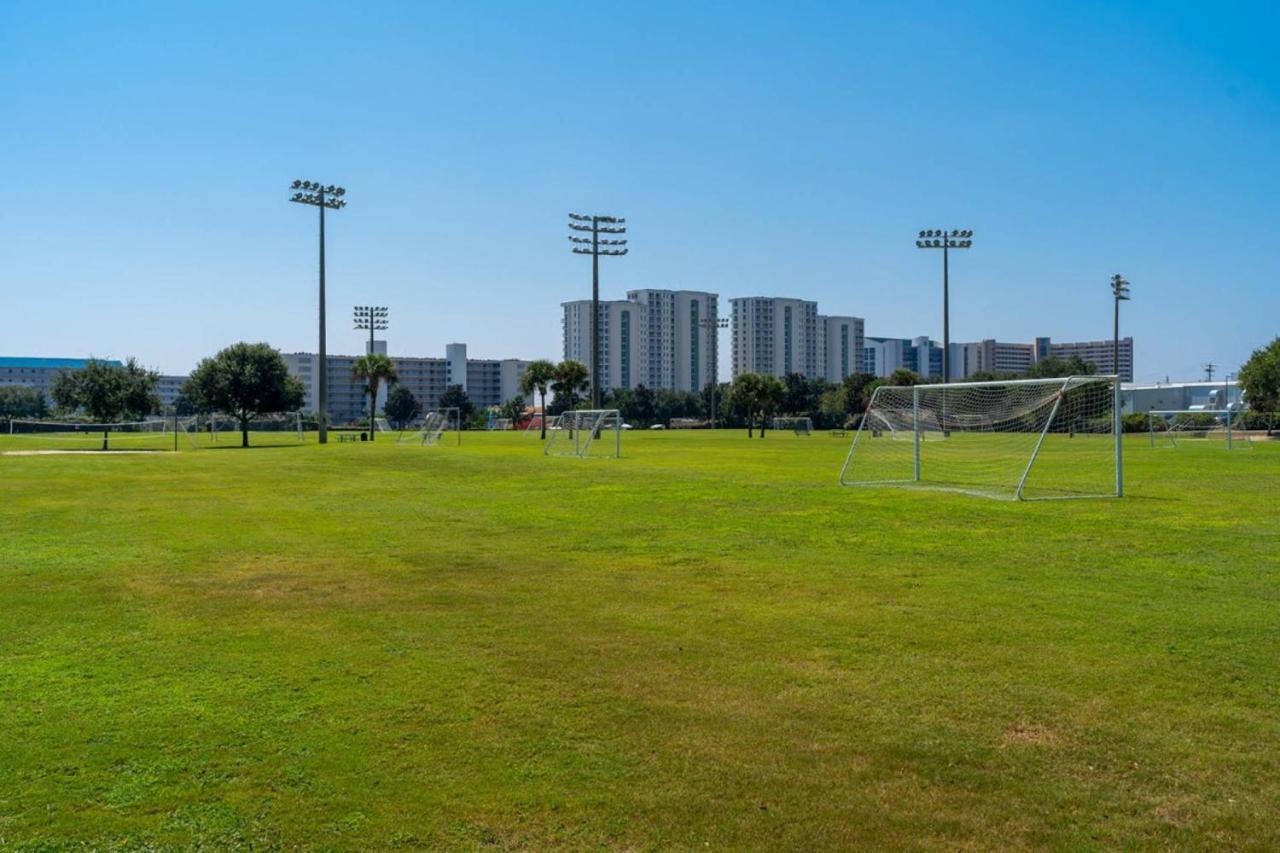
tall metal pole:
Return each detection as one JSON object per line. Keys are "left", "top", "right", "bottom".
{"left": 318, "top": 195, "right": 327, "bottom": 444}
{"left": 290, "top": 180, "right": 347, "bottom": 445}
{"left": 916, "top": 229, "right": 972, "bottom": 381}
{"left": 699, "top": 315, "right": 729, "bottom": 428}
{"left": 592, "top": 219, "right": 600, "bottom": 409}
{"left": 569, "top": 213, "right": 627, "bottom": 411}
{"left": 1109, "top": 275, "right": 1130, "bottom": 498}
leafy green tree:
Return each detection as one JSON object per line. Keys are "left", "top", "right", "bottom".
{"left": 757, "top": 374, "right": 786, "bottom": 436}
{"left": 438, "top": 384, "right": 474, "bottom": 424}
{"left": 550, "top": 359, "right": 590, "bottom": 415}
{"left": 384, "top": 385, "right": 421, "bottom": 430}
{"left": 654, "top": 389, "right": 703, "bottom": 426}
{"left": 1239, "top": 337, "right": 1280, "bottom": 413}
{"left": 730, "top": 373, "right": 786, "bottom": 438}
{"left": 183, "top": 343, "right": 304, "bottom": 448}
{"left": 500, "top": 395, "right": 527, "bottom": 426}
{"left": 819, "top": 385, "right": 847, "bottom": 428}
{"left": 519, "top": 359, "right": 557, "bottom": 439}
{"left": 888, "top": 368, "right": 921, "bottom": 386}
{"left": 839, "top": 373, "right": 880, "bottom": 421}
{"left": 351, "top": 354, "right": 398, "bottom": 441}
{"left": 51, "top": 358, "right": 160, "bottom": 449}
{"left": 0, "top": 386, "right": 47, "bottom": 422}
{"left": 1025, "top": 355, "right": 1094, "bottom": 379}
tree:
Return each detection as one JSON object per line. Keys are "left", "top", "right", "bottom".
{"left": 51, "top": 358, "right": 160, "bottom": 450}
{"left": 819, "top": 385, "right": 847, "bottom": 428}
{"left": 888, "top": 368, "right": 921, "bottom": 386}
{"left": 351, "top": 354, "right": 398, "bottom": 441}
{"left": 500, "top": 395, "right": 527, "bottom": 426}
{"left": 839, "top": 373, "right": 880, "bottom": 421}
{"left": 730, "top": 373, "right": 786, "bottom": 438}
{"left": 438, "top": 384, "right": 474, "bottom": 424}
{"left": 1025, "top": 355, "right": 1094, "bottom": 379}
{"left": 1239, "top": 337, "right": 1280, "bottom": 414}
{"left": 0, "top": 386, "right": 47, "bottom": 422}
{"left": 384, "top": 385, "right": 421, "bottom": 430}
{"left": 550, "top": 359, "right": 590, "bottom": 415}
{"left": 757, "top": 375, "right": 786, "bottom": 436}
{"left": 520, "top": 359, "right": 557, "bottom": 439}
{"left": 183, "top": 343, "right": 304, "bottom": 448}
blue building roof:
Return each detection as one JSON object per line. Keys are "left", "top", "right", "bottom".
{"left": 0, "top": 357, "right": 124, "bottom": 369}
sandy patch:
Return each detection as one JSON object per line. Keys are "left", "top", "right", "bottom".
{"left": 1, "top": 449, "right": 168, "bottom": 456}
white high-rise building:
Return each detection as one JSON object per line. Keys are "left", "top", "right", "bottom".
{"left": 730, "top": 297, "right": 820, "bottom": 379}
{"left": 816, "top": 315, "right": 865, "bottom": 382}
{"left": 626, "top": 289, "right": 720, "bottom": 392}
{"left": 561, "top": 300, "right": 649, "bottom": 395}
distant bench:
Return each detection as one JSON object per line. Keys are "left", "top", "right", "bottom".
{"left": 338, "top": 433, "right": 360, "bottom": 443}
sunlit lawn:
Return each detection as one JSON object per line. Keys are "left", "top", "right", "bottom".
{"left": 1, "top": 430, "right": 1277, "bottom": 848}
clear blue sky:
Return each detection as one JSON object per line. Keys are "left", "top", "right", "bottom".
{"left": 2, "top": 1, "right": 1276, "bottom": 382}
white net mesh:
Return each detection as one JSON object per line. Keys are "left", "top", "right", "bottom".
{"left": 545, "top": 410, "right": 622, "bottom": 458}
{"left": 4, "top": 419, "right": 172, "bottom": 451}
{"left": 399, "top": 408, "right": 460, "bottom": 446}
{"left": 840, "top": 376, "right": 1119, "bottom": 500}
{"left": 179, "top": 412, "right": 304, "bottom": 447}
{"left": 1147, "top": 411, "right": 1252, "bottom": 449}
{"left": 771, "top": 416, "right": 813, "bottom": 436}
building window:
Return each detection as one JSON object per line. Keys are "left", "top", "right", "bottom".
{"left": 621, "top": 310, "right": 631, "bottom": 389}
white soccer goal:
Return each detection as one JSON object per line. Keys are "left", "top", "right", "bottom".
{"left": 544, "top": 409, "right": 622, "bottom": 458}
{"left": 5, "top": 419, "right": 172, "bottom": 452}
{"left": 489, "top": 417, "right": 513, "bottom": 431}
{"left": 771, "top": 416, "right": 813, "bottom": 436}
{"left": 374, "top": 417, "right": 391, "bottom": 434}
{"left": 1147, "top": 410, "right": 1251, "bottom": 450}
{"left": 840, "top": 376, "right": 1122, "bottom": 500}
{"left": 180, "top": 412, "right": 305, "bottom": 447}
{"left": 398, "top": 407, "right": 461, "bottom": 446}
{"left": 522, "top": 413, "right": 550, "bottom": 436}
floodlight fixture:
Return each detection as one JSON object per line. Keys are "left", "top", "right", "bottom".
{"left": 567, "top": 212, "right": 629, "bottom": 407}
{"left": 916, "top": 226, "right": 974, "bottom": 383}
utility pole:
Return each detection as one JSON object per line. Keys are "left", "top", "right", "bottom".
{"left": 290, "top": 180, "right": 347, "bottom": 444}
{"left": 916, "top": 229, "right": 973, "bottom": 383}
{"left": 699, "top": 315, "right": 729, "bottom": 428}
{"left": 1203, "top": 362, "right": 1216, "bottom": 382}
{"left": 354, "top": 305, "right": 389, "bottom": 436}
{"left": 568, "top": 214, "right": 627, "bottom": 408}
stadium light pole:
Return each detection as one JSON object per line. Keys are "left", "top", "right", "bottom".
{"left": 1111, "top": 274, "right": 1130, "bottom": 380}
{"left": 699, "top": 316, "right": 729, "bottom": 427}
{"left": 916, "top": 229, "right": 972, "bottom": 383}
{"left": 354, "top": 305, "right": 389, "bottom": 435}
{"left": 290, "top": 180, "right": 347, "bottom": 444}
{"left": 568, "top": 213, "right": 627, "bottom": 408}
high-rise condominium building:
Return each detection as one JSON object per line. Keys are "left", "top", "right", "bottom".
{"left": 863, "top": 336, "right": 943, "bottom": 380}
{"left": 561, "top": 300, "right": 649, "bottom": 395}
{"left": 283, "top": 342, "right": 533, "bottom": 424}
{"left": 625, "top": 289, "right": 720, "bottom": 392}
{"left": 730, "top": 297, "right": 820, "bottom": 379}
{"left": 817, "top": 315, "right": 866, "bottom": 382}
{"left": 947, "top": 336, "right": 1134, "bottom": 382}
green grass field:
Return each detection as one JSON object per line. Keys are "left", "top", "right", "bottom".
{"left": 2, "top": 431, "right": 1278, "bottom": 848}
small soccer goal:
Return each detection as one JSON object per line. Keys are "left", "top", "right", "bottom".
{"left": 488, "top": 417, "right": 513, "bottom": 431}
{"left": 840, "top": 375, "right": 1122, "bottom": 500}
{"left": 4, "top": 419, "right": 173, "bottom": 452}
{"left": 771, "top": 416, "right": 813, "bottom": 436}
{"left": 179, "top": 412, "right": 305, "bottom": 448}
{"left": 398, "top": 408, "right": 461, "bottom": 446}
{"left": 544, "top": 409, "right": 622, "bottom": 458}
{"left": 1147, "top": 410, "right": 1252, "bottom": 450}
{"left": 374, "top": 417, "right": 392, "bottom": 434}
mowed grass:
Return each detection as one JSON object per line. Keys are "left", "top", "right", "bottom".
{"left": 1, "top": 430, "right": 1278, "bottom": 849}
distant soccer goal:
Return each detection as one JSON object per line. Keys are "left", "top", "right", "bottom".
{"left": 180, "top": 412, "right": 305, "bottom": 448}
{"left": 373, "top": 417, "right": 391, "bottom": 434}
{"left": 668, "top": 418, "right": 706, "bottom": 429}
{"left": 840, "top": 376, "right": 1121, "bottom": 500}
{"left": 489, "top": 418, "right": 513, "bottom": 431}
{"left": 1147, "top": 410, "right": 1252, "bottom": 450}
{"left": 398, "top": 407, "right": 461, "bottom": 446}
{"left": 545, "top": 409, "right": 622, "bottom": 458}
{"left": 771, "top": 416, "right": 813, "bottom": 436}
{"left": 4, "top": 419, "right": 173, "bottom": 452}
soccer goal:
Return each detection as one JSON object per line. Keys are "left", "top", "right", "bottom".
{"left": 489, "top": 417, "right": 513, "bottom": 431}
{"left": 180, "top": 412, "right": 305, "bottom": 448}
{"left": 4, "top": 418, "right": 173, "bottom": 452}
{"left": 374, "top": 417, "right": 391, "bottom": 434}
{"left": 544, "top": 409, "right": 622, "bottom": 458}
{"left": 1147, "top": 410, "right": 1251, "bottom": 450}
{"left": 398, "top": 407, "right": 461, "bottom": 446}
{"left": 771, "top": 416, "right": 813, "bottom": 436}
{"left": 839, "top": 375, "right": 1121, "bottom": 500}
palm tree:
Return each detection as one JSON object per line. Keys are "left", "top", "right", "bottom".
{"left": 552, "top": 359, "right": 590, "bottom": 414}
{"left": 520, "top": 359, "right": 557, "bottom": 439}
{"left": 351, "top": 354, "right": 398, "bottom": 441}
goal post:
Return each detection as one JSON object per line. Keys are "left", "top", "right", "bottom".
{"left": 770, "top": 416, "right": 813, "bottom": 436}
{"left": 1147, "top": 410, "right": 1249, "bottom": 450}
{"left": 179, "top": 411, "right": 304, "bottom": 448}
{"left": 544, "top": 409, "right": 622, "bottom": 458}
{"left": 5, "top": 419, "right": 172, "bottom": 452}
{"left": 397, "top": 407, "right": 461, "bottom": 446}
{"left": 839, "top": 375, "right": 1121, "bottom": 500}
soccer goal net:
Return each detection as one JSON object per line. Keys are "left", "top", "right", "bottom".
{"left": 398, "top": 407, "right": 461, "bottom": 446}
{"left": 1147, "top": 410, "right": 1252, "bottom": 450}
{"left": 179, "top": 412, "right": 305, "bottom": 448}
{"left": 4, "top": 419, "right": 172, "bottom": 452}
{"left": 545, "top": 409, "right": 622, "bottom": 458}
{"left": 488, "top": 418, "right": 513, "bottom": 431}
{"left": 840, "top": 375, "right": 1121, "bottom": 500}
{"left": 771, "top": 416, "right": 813, "bottom": 436}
